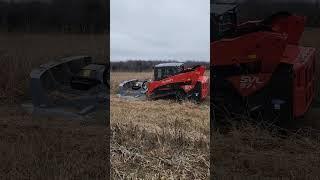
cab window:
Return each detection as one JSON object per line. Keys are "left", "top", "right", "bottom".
{"left": 155, "top": 67, "right": 179, "bottom": 81}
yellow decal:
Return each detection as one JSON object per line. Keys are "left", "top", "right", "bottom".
{"left": 248, "top": 54, "right": 257, "bottom": 59}
{"left": 82, "top": 70, "right": 91, "bottom": 77}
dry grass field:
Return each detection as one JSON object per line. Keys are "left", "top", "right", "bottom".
{"left": 110, "top": 27, "right": 320, "bottom": 179}
{"left": 1, "top": 27, "right": 320, "bottom": 179}
{"left": 0, "top": 33, "right": 109, "bottom": 179}
{"left": 110, "top": 71, "right": 210, "bottom": 179}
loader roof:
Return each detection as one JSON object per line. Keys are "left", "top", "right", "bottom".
{"left": 211, "top": 3, "right": 238, "bottom": 16}
{"left": 81, "top": 64, "right": 105, "bottom": 71}
{"left": 154, "top": 62, "right": 184, "bottom": 68}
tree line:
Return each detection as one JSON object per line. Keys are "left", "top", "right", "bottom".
{"left": 0, "top": 0, "right": 108, "bottom": 33}
{"left": 110, "top": 60, "right": 210, "bottom": 72}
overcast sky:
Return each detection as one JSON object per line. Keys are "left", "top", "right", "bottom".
{"left": 110, "top": 0, "right": 210, "bottom": 62}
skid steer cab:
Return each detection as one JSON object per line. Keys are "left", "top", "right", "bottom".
{"left": 146, "top": 63, "right": 209, "bottom": 102}
{"left": 211, "top": 3, "right": 238, "bottom": 42}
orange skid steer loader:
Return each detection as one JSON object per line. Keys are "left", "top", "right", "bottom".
{"left": 210, "top": 3, "right": 317, "bottom": 126}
